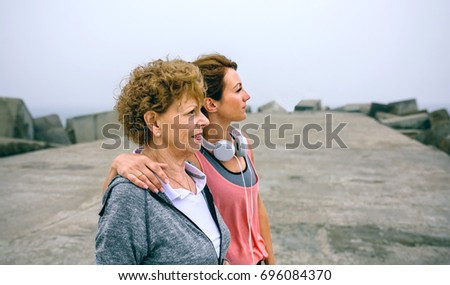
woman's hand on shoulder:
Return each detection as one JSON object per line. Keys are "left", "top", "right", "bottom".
{"left": 112, "top": 153, "right": 169, "bottom": 193}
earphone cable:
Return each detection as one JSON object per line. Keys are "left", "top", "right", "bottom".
{"left": 234, "top": 155, "right": 255, "bottom": 265}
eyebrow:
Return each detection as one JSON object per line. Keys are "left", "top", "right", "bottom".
{"left": 179, "top": 104, "right": 197, "bottom": 111}
{"left": 233, "top": 83, "right": 242, "bottom": 90}
{"left": 176, "top": 102, "right": 196, "bottom": 112}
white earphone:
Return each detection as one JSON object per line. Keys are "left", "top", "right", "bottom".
{"left": 201, "top": 126, "right": 248, "bottom": 161}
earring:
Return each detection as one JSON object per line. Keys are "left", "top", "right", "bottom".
{"left": 155, "top": 132, "right": 161, "bottom": 137}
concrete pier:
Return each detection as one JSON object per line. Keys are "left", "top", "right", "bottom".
{"left": 1, "top": 112, "right": 449, "bottom": 264}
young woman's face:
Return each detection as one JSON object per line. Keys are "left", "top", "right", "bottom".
{"left": 157, "top": 94, "right": 209, "bottom": 153}
{"left": 216, "top": 68, "right": 251, "bottom": 122}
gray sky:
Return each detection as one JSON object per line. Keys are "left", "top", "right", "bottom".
{"left": 1, "top": 0, "right": 449, "bottom": 122}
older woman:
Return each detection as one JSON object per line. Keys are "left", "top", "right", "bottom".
{"left": 95, "top": 59, "right": 230, "bottom": 265}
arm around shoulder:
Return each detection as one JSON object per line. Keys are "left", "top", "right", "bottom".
{"left": 103, "top": 152, "right": 170, "bottom": 193}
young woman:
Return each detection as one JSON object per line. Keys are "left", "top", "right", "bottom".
{"left": 96, "top": 58, "right": 230, "bottom": 265}
{"left": 104, "top": 54, "right": 275, "bottom": 265}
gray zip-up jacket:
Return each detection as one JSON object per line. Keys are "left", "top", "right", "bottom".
{"left": 96, "top": 176, "right": 230, "bottom": 265}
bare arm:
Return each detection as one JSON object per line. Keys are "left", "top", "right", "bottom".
{"left": 102, "top": 153, "right": 170, "bottom": 193}
{"left": 102, "top": 167, "right": 120, "bottom": 193}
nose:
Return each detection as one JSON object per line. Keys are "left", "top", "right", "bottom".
{"left": 243, "top": 89, "right": 250, "bottom": 102}
{"left": 196, "top": 111, "right": 209, "bottom": 128}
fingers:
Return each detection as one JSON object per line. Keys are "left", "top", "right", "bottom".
{"left": 149, "top": 162, "right": 169, "bottom": 183}
{"left": 127, "top": 173, "right": 152, "bottom": 192}
{"left": 113, "top": 153, "right": 170, "bottom": 193}
{"left": 142, "top": 162, "right": 169, "bottom": 193}
{"left": 138, "top": 165, "right": 162, "bottom": 193}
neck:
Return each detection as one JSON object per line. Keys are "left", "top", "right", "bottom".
{"left": 142, "top": 146, "right": 187, "bottom": 177}
{"left": 203, "top": 116, "right": 232, "bottom": 144}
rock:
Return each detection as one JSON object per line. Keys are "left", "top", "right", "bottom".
{"left": 294, "top": 99, "right": 321, "bottom": 111}
{"left": 257, "top": 100, "right": 287, "bottom": 113}
{"left": 431, "top": 124, "right": 450, "bottom": 151}
{"left": 415, "top": 129, "right": 432, "bottom": 145}
{"left": 375, "top": 111, "right": 400, "bottom": 121}
{"left": 438, "top": 134, "right": 450, "bottom": 154}
{"left": 387, "top": 98, "right": 418, "bottom": 116}
{"left": 368, "top": 102, "right": 391, "bottom": 118}
{"left": 65, "top": 111, "right": 118, "bottom": 144}
{"left": 33, "top": 114, "right": 71, "bottom": 145}
{"left": 398, "top": 129, "right": 423, "bottom": 140}
{"left": 414, "top": 109, "right": 450, "bottom": 154}
{"left": 428, "top": 109, "right": 450, "bottom": 128}
{"left": 0, "top": 137, "right": 53, "bottom": 157}
{"left": 333, "top": 103, "right": 371, "bottom": 114}
{"left": 0, "top": 97, "right": 34, "bottom": 140}
{"left": 380, "top": 113, "right": 430, "bottom": 130}
{"left": 415, "top": 124, "right": 450, "bottom": 155}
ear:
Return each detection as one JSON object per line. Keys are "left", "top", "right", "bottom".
{"left": 143, "top": 110, "right": 160, "bottom": 135}
{"left": 203, "top": 97, "right": 219, "bottom": 113}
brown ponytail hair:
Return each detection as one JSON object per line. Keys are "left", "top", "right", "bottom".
{"left": 192, "top": 54, "right": 237, "bottom": 115}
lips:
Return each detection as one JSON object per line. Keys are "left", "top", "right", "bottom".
{"left": 193, "top": 133, "right": 203, "bottom": 141}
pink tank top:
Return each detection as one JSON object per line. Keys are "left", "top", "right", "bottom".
{"left": 194, "top": 150, "right": 268, "bottom": 265}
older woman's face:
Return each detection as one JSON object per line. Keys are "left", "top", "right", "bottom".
{"left": 158, "top": 94, "right": 209, "bottom": 153}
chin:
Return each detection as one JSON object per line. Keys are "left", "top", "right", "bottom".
{"left": 236, "top": 112, "right": 247, "bottom": 122}
{"left": 189, "top": 140, "right": 202, "bottom": 151}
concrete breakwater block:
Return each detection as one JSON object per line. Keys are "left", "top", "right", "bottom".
{"left": 65, "top": 111, "right": 119, "bottom": 144}
{"left": 416, "top": 109, "right": 450, "bottom": 155}
{"left": 375, "top": 111, "right": 400, "bottom": 121}
{"left": 369, "top": 99, "right": 420, "bottom": 118}
{"left": 0, "top": 137, "right": 54, "bottom": 157}
{"left": 365, "top": 100, "right": 450, "bottom": 155}
{"left": 368, "top": 102, "right": 391, "bottom": 118}
{"left": 379, "top": 113, "right": 430, "bottom": 130}
{"left": 33, "top": 114, "right": 71, "bottom": 145}
{"left": 387, "top": 98, "right": 418, "bottom": 116}
{"left": 438, "top": 134, "right": 450, "bottom": 154}
{"left": 0, "top": 97, "right": 34, "bottom": 140}
{"left": 333, "top": 103, "right": 371, "bottom": 114}
{"left": 428, "top": 109, "right": 450, "bottom": 128}
{"left": 294, "top": 99, "right": 322, "bottom": 111}
{"left": 257, "top": 100, "right": 287, "bottom": 113}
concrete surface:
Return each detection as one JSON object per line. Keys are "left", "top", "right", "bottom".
{"left": 1, "top": 112, "right": 449, "bottom": 264}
